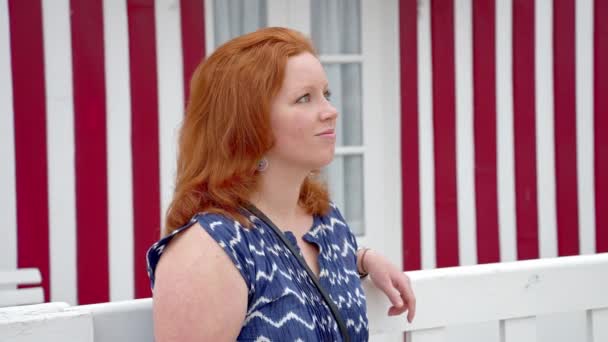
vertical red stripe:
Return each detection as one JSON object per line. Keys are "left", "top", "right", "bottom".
{"left": 473, "top": 0, "right": 500, "bottom": 264}
{"left": 595, "top": 0, "right": 608, "bottom": 253}
{"left": 180, "top": 0, "right": 206, "bottom": 103}
{"left": 400, "top": 0, "right": 421, "bottom": 271}
{"left": 70, "top": 0, "right": 110, "bottom": 305}
{"left": 431, "top": 0, "right": 459, "bottom": 267}
{"left": 128, "top": 0, "right": 161, "bottom": 298}
{"left": 553, "top": 0, "right": 580, "bottom": 256}
{"left": 512, "top": 0, "right": 539, "bottom": 260}
{"left": 8, "top": 0, "right": 51, "bottom": 302}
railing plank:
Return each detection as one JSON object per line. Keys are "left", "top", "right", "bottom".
{"left": 502, "top": 317, "right": 536, "bottom": 342}
{"left": 0, "top": 288, "right": 44, "bottom": 307}
{"left": 0, "top": 302, "right": 69, "bottom": 319}
{"left": 407, "top": 327, "right": 446, "bottom": 342}
{"left": 591, "top": 308, "right": 608, "bottom": 342}
{"left": 0, "top": 268, "right": 44, "bottom": 307}
{"left": 68, "top": 298, "right": 153, "bottom": 342}
{"left": 445, "top": 321, "right": 500, "bottom": 342}
{"left": 0, "top": 309, "right": 93, "bottom": 342}
{"left": 537, "top": 311, "right": 587, "bottom": 342}
{"left": 369, "top": 332, "right": 403, "bottom": 342}
{"left": 0, "top": 268, "right": 41, "bottom": 287}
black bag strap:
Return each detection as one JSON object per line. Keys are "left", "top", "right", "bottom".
{"left": 245, "top": 204, "right": 351, "bottom": 342}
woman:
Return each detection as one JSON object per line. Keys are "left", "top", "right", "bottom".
{"left": 147, "top": 27, "right": 415, "bottom": 341}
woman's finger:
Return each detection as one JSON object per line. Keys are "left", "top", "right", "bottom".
{"left": 371, "top": 272, "right": 399, "bottom": 306}
{"left": 385, "top": 285, "right": 404, "bottom": 308}
{"left": 395, "top": 275, "right": 416, "bottom": 322}
{"left": 387, "top": 305, "right": 408, "bottom": 316}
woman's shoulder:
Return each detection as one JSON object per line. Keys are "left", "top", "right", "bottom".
{"left": 151, "top": 220, "right": 248, "bottom": 341}
{"left": 153, "top": 220, "right": 233, "bottom": 276}
{"left": 326, "top": 201, "right": 345, "bottom": 218}
{"left": 147, "top": 211, "right": 258, "bottom": 291}
{"left": 150, "top": 211, "right": 252, "bottom": 254}
{"left": 319, "top": 202, "right": 349, "bottom": 228}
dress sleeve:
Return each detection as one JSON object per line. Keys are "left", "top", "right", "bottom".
{"left": 146, "top": 213, "right": 254, "bottom": 293}
{"left": 195, "top": 213, "right": 255, "bottom": 292}
{"left": 146, "top": 218, "right": 198, "bottom": 290}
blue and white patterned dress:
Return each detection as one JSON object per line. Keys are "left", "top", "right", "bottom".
{"left": 146, "top": 203, "right": 369, "bottom": 341}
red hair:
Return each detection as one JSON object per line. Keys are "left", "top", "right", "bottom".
{"left": 164, "top": 27, "right": 330, "bottom": 234}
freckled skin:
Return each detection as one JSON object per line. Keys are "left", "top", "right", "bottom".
{"left": 267, "top": 52, "right": 338, "bottom": 170}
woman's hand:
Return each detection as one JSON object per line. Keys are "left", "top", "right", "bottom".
{"left": 359, "top": 249, "right": 416, "bottom": 322}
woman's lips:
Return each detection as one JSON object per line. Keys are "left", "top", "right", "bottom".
{"left": 316, "top": 129, "right": 335, "bottom": 136}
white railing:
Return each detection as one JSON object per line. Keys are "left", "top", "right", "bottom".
{"left": 1, "top": 254, "right": 607, "bottom": 342}
{"left": 0, "top": 268, "right": 44, "bottom": 307}
{"left": 367, "top": 253, "right": 608, "bottom": 341}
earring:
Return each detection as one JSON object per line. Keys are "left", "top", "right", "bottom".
{"left": 256, "top": 158, "right": 268, "bottom": 172}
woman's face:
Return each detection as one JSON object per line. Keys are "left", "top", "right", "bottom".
{"left": 267, "top": 52, "right": 338, "bottom": 172}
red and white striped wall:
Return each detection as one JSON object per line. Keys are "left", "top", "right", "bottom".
{"left": 400, "top": 0, "right": 608, "bottom": 271}
{"left": 1, "top": 0, "right": 607, "bottom": 306}
{"left": 0, "top": 0, "right": 204, "bottom": 305}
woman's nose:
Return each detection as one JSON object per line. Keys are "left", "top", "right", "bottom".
{"left": 320, "top": 101, "right": 338, "bottom": 121}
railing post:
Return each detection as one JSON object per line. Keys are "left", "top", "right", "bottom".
{"left": 590, "top": 308, "right": 608, "bottom": 342}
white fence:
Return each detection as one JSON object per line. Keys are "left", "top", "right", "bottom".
{"left": 369, "top": 253, "right": 608, "bottom": 342}
{"left": 1, "top": 253, "right": 607, "bottom": 342}
{"left": 0, "top": 268, "right": 43, "bottom": 308}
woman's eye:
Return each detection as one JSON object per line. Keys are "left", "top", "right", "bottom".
{"left": 296, "top": 94, "right": 311, "bottom": 104}
{"left": 324, "top": 90, "right": 332, "bottom": 101}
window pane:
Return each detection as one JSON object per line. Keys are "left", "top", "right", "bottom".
{"left": 213, "top": 0, "right": 267, "bottom": 48}
{"left": 324, "top": 63, "right": 362, "bottom": 146}
{"left": 321, "top": 155, "right": 365, "bottom": 235}
{"left": 311, "top": 0, "right": 361, "bottom": 54}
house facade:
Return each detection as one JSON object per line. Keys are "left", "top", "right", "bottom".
{"left": 1, "top": 0, "right": 606, "bottom": 310}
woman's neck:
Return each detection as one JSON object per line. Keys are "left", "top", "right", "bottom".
{"left": 249, "top": 164, "right": 310, "bottom": 230}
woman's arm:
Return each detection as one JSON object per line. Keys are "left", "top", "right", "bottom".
{"left": 356, "top": 248, "right": 417, "bottom": 322}
{"left": 153, "top": 223, "right": 248, "bottom": 341}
